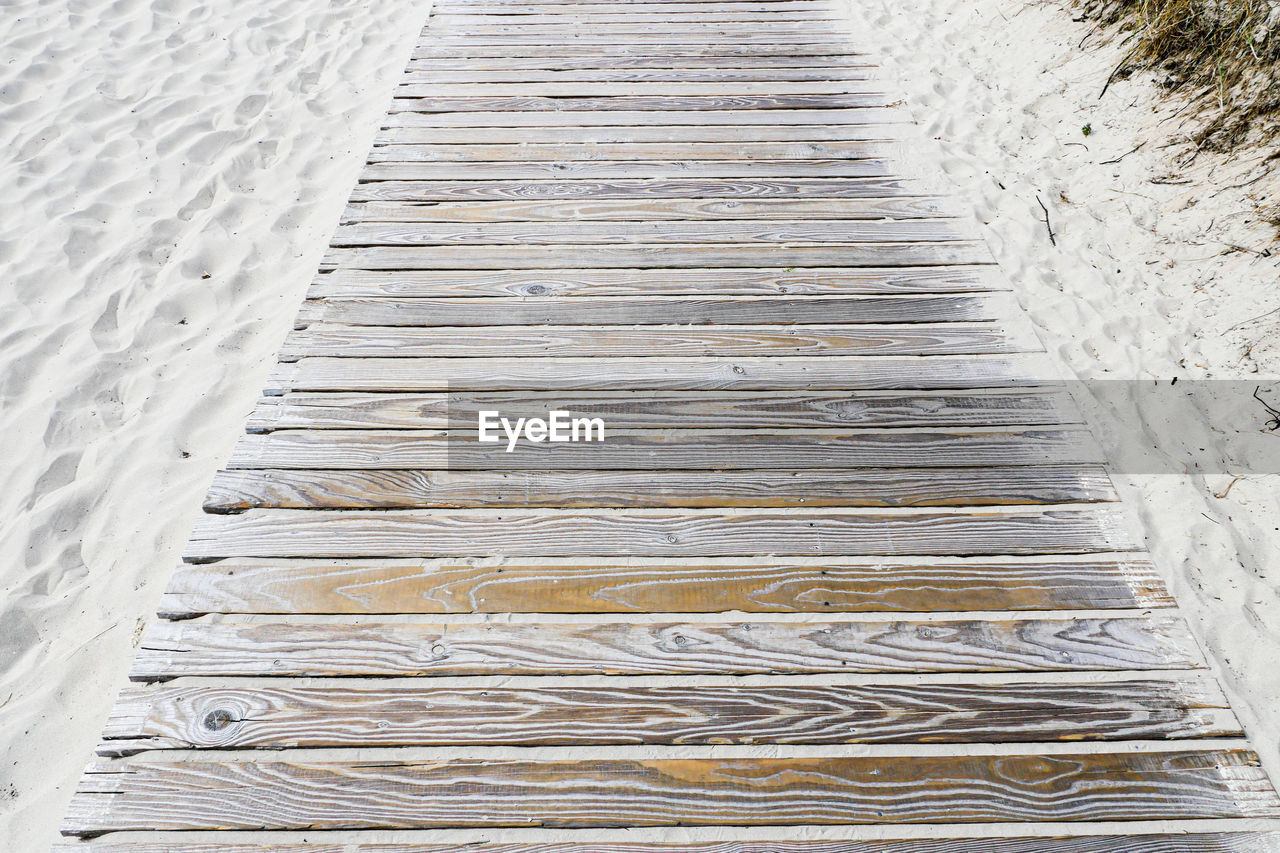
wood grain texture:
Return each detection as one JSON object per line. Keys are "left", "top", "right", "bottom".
{"left": 426, "top": 14, "right": 841, "bottom": 24}
{"left": 296, "top": 295, "right": 1013, "bottom": 326}
{"left": 347, "top": 178, "right": 929, "bottom": 202}
{"left": 386, "top": 95, "right": 890, "bottom": 112}
{"left": 392, "top": 82, "right": 880, "bottom": 97}
{"left": 203, "top": 465, "right": 1117, "bottom": 510}
{"left": 379, "top": 108, "right": 906, "bottom": 127}
{"left": 395, "top": 68, "right": 878, "bottom": 82}
{"left": 376, "top": 124, "right": 899, "bottom": 143}
{"left": 98, "top": 680, "right": 1236, "bottom": 753}
{"left": 357, "top": 160, "right": 900, "bottom": 180}
{"left": 307, "top": 267, "right": 1008, "bottom": 298}
{"left": 264, "top": 355, "right": 1055, "bottom": 393}
{"left": 157, "top": 556, "right": 1172, "bottom": 616}
{"left": 245, "top": 389, "right": 1082, "bottom": 431}
{"left": 329, "top": 219, "right": 973, "bottom": 245}
{"left": 402, "top": 56, "right": 876, "bottom": 71}
{"left": 280, "top": 322, "right": 1033, "bottom": 359}
{"left": 45, "top": 834, "right": 1280, "bottom": 853}
{"left": 409, "top": 45, "right": 874, "bottom": 58}
{"left": 63, "top": 750, "right": 1278, "bottom": 835}
{"left": 322, "top": 243, "right": 992, "bottom": 269}
{"left": 129, "top": 616, "right": 1200, "bottom": 678}
{"left": 183, "top": 506, "right": 1140, "bottom": 560}
{"left": 222, "top": 428, "right": 1104, "bottom": 470}
{"left": 340, "top": 198, "right": 961, "bottom": 222}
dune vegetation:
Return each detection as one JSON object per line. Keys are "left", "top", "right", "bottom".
{"left": 1079, "top": 0, "right": 1279, "bottom": 154}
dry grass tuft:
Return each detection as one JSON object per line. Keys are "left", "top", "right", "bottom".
{"left": 1079, "top": 0, "right": 1280, "bottom": 150}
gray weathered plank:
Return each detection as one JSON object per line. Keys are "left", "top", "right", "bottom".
{"left": 264, "top": 355, "right": 1056, "bottom": 393}
{"left": 340, "top": 198, "right": 962, "bottom": 221}
{"left": 222, "top": 428, "right": 1104, "bottom": 470}
{"left": 61, "top": 751, "right": 1279, "bottom": 834}
{"left": 245, "top": 389, "right": 1081, "bottom": 431}
{"left": 321, "top": 243, "right": 993, "bottom": 269}
{"left": 183, "top": 506, "right": 1139, "bottom": 559}
{"left": 347, "top": 177, "right": 927, "bottom": 201}
{"left": 328, "top": 220, "right": 974, "bottom": 245}
{"left": 279, "top": 322, "right": 1032, "bottom": 359}
{"left": 387, "top": 95, "right": 888, "bottom": 113}
{"left": 296, "top": 295, "right": 1011, "bottom": 326}
{"left": 364, "top": 141, "right": 897, "bottom": 161}
{"left": 156, "top": 555, "right": 1171, "bottom": 616}
{"left": 45, "top": 833, "right": 1280, "bottom": 853}
{"left": 307, "top": 266, "right": 1007, "bottom": 298}
{"left": 358, "top": 160, "right": 898, "bottom": 179}
{"left": 203, "top": 465, "right": 1117, "bottom": 510}
{"left": 130, "top": 616, "right": 1199, "bottom": 679}
{"left": 377, "top": 124, "right": 899, "bottom": 143}
{"left": 395, "top": 81, "right": 876, "bottom": 96}
{"left": 97, "top": 679, "right": 1235, "bottom": 754}
{"left": 398, "top": 68, "right": 878, "bottom": 82}
{"left": 381, "top": 108, "right": 906, "bottom": 127}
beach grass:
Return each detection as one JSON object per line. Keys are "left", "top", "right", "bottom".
{"left": 1080, "top": 0, "right": 1280, "bottom": 152}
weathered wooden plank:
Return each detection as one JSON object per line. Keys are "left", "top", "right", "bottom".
{"left": 329, "top": 220, "right": 973, "bottom": 246}
{"left": 347, "top": 177, "right": 927, "bottom": 202}
{"left": 322, "top": 243, "right": 993, "bottom": 270}
{"left": 223, "top": 429, "right": 1103, "bottom": 470}
{"left": 297, "top": 295, "right": 1011, "bottom": 326}
{"left": 264, "top": 355, "right": 1056, "bottom": 393}
{"left": 184, "top": 506, "right": 1138, "bottom": 559}
{"left": 399, "top": 67, "right": 878, "bottom": 82}
{"left": 307, "top": 266, "right": 1007, "bottom": 298}
{"left": 430, "top": 18, "right": 841, "bottom": 27}
{"left": 395, "top": 80, "right": 881, "bottom": 96}
{"left": 415, "top": 36, "right": 861, "bottom": 47}
{"left": 404, "top": 56, "right": 875, "bottom": 72}
{"left": 45, "top": 833, "right": 1280, "bottom": 853}
{"left": 380, "top": 108, "right": 905, "bottom": 127}
{"left": 389, "top": 94, "right": 890, "bottom": 112}
{"left": 245, "top": 389, "right": 1081, "bottom": 431}
{"left": 357, "top": 160, "right": 898, "bottom": 179}
{"left": 434, "top": 1, "right": 838, "bottom": 11}
{"left": 157, "top": 555, "right": 1171, "bottom": 616}
{"left": 428, "top": 25, "right": 847, "bottom": 38}
{"left": 434, "top": 2, "right": 837, "bottom": 12}
{"left": 340, "top": 198, "right": 962, "bottom": 222}
{"left": 376, "top": 124, "right": 897, "bottom": 143}
{"left": 280, "top": 322, "right": 1032, "bottom": 359}
{"left": 130, "top": 616, "right": 1198, "bottom": 678}
{"left": 65, "top": 750, "right": 1279, "bottom": 836}
{"left": 429, "top": 13, "right": 840, "bottom": 23}
{"left": 365, "top": 141, "right": 897, "bottom": 162}
{"left": 203, "top": 465, "right": 1116, "bottom": 510}
{"left": 98, "top": 679, "right": 1234, "bottom": 754}
{"left": 422, "top": 35, "right": 856, "bottom": 47}
{"left": 414, "top": 44, "right": 875, "bottom": 57}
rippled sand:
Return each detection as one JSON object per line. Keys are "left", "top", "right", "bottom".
{"left": 0, "top": 0, "right": 423, "bottom": 845}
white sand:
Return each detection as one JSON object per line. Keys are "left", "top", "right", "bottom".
{"left": 2, "top": 0, "right": 1278, "bottom": 848}
{"left": 0, "top": 0, "right": 425, "bottom": 846}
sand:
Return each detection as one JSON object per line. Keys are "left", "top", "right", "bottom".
{"left": 2, "top": 0, "right": 1278, "bottom": 848}
{"left": 0, "top": 0, "right": 425, "bottom": 846}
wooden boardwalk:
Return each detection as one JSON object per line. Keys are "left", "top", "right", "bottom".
{"left": 56, "top": 0, "right": 1280, "bottom": 849}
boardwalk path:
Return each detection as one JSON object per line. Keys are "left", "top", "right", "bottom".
{"left": 57, "top": 0, "right": 1280, "bottom": 849}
